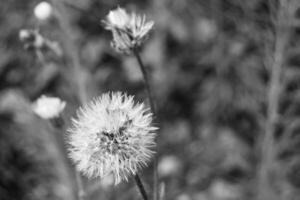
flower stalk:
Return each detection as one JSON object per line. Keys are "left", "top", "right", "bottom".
{"left": 133, "top": 50, "right": 156, "bottom": 113}
{"left": 257, "top": 1, "right": 291, "bottom": 200}
{"left": 134, "top": 174, "right": 148, "bottom": 200}
{"left": 133, "top": 50, "right": 158, "bottom": 200}
{"left": 51, "top": 0, "right": 88, "bottom": 104}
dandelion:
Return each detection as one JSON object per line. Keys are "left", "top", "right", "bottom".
{"left": 103, "top": 7, "right": 154, "bottom": 54}
{"left": 67, "top": 92, "right": 157, "bottom": 184}
{"left": 32, "top": 95, "right": 66, "bottom": 119}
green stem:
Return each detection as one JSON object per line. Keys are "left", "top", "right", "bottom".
{"left": 134, "top": 174, "right": 148, "bottom": 200}
{"left": 75, "top": 170, "right": 86, "bottom": 200}
{"left": 133, "top": 50, "right": 158, "bottom": 200}
{"left": 134, "top": 50, "right": 156, "bottom": 114}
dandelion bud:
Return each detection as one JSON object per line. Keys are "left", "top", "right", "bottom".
{"left": 32, "top": 95, "right": 66, "bottom": 119}
{"left": 103, "top": 7, "right": 154, "bottom": 54}
{"left": 67, "top": 92, "right": 157, "bottom": 184}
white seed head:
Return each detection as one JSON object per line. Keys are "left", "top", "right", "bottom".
{"left": 32, "top": 95, "right": 66, "bottom": 119}
{"left": 103, "top": 7, "right": 154, "bottom": 54}
{"left": 67, "top": 92, "right": 157, "bottom": 184}
{"left": 34, "top": 1, "right": 53, "bottom": 21}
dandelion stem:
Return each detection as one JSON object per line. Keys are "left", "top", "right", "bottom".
{"left": 133, "top": 50, "right": 158, "bottom": 200}
{"left": 133, "top": 50, "right": 156, "bottom": 114}
{"left": 134, "top": 174, "right": 148, "bottom": 200}
{"left": 75, "top": 170, "right": 86, "bottom": 200}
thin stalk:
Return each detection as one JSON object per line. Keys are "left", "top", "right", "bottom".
{"left": 75, "top": 170, "right": 86, "bottom": 200}
{"left": 134, "top": 174, "right": 149, "bottom": 200}
{"left": 51, "top": 0, "right": 87, "bottom": 199}
{"left": 133, "top": 50, "right": 158, "bottom": 200}
{"left": 51, "top": 0, "right": 88, "bottom": 104}
{"left": 257, "top": 1, "right": 290, "bottom": 200}
{"left": 133, "top": 50, "right": 156, "bottom": 113}
{"left": 35, "top": 49, "right": 46, "bottom": 66}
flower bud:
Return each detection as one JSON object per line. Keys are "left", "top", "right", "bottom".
{"left": 32, "top": 95, "right": 66, "bottom": 119}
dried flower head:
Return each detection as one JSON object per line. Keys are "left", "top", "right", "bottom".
{"left": 32, "top": 95, "right": 66, "bottom": 119}
{"left": 67, "top": 92, "right": 157, "bottom": 184}
{"left": 103, "top": 7, "right": 154, "bottom": 54}
{"left": 19, "top": 29, "right": 45, "bottom": 50}
{"left": 19, "top": 29, "right": 62, "bottom": 56}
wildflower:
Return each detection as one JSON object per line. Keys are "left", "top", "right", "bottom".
{"left": 19, "top": 29, "right": 45, "bottom": 50}
{"left": 34, "top": 1, "right": 53, "bottom": 21}
{"left": 158, "top": 155, "right": 181, "bottom": 177}
{"left": 19, "top": 29, "right": 62, "bottom": 56}
{"left": 32, "top": 95, "right": 66, "bottom": 119}
{"left": 103, "top": 7, "right": 154, "bottom": 54}
{"left": 67, "top": 92, "right": 157, "bottom": 184}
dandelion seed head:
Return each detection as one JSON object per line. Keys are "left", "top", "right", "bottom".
{"left": 32, "top": 95, "right": 66, "bottom": 119}
{"left": 103, "top": 7, "right": 154, "bottom": 54}
{"left": 67, "top": 92, "right": 157, "bottom": 184}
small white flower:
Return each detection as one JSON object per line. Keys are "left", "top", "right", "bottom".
{"left": 67, "top": 92, "right": 157, "bottom": 184}
{"left": 34, "top": 1, "right": 53, "bottom": 21}
{"left": 103, "top": 7, "right": 154, "bottom": 54}
{"left": 32, "top": 95, "right": 66, "bottom": 119}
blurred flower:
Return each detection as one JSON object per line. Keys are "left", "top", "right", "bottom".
{"left": 103, "top": 7, "right": 154, "bottom": 54}
{"left": 67, "top": 92, "right": 157, "bottom": 184}
{"left": 195, "top": 19, "right": 217, "bottom": 42}
{"left": 34, "top": 1, "right": 53, "bottom": 21}
{"left": 19, "top": 29, "right": 45, "bottom": 50}
{"left": 158, "top": 155, "right": 181, "bottom": 177}
{"left": 210, "top": 179, "right": 241, "bottom": 200}
{"left": 19, "top": 29, "right": 63, "bottom": 56}
{"left": 176, "top": 193, "right": 191, "bottom": 200}
{"left": 32, "top": 95, "right": 66, "bottom": 119}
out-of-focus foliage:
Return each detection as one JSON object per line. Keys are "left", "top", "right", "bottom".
{"left": 0, "top": 91, "right": 75, "bottom": 200}
{"left": 1, "top": 0, "right": 300, "bottom": 200}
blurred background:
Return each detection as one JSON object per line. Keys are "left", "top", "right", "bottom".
{"left": 1, "top": 0, "right": 300, "bottom": 200}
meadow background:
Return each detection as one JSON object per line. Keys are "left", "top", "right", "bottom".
{"left": 1, "top": 0, "right": 300, "bottom": 200}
